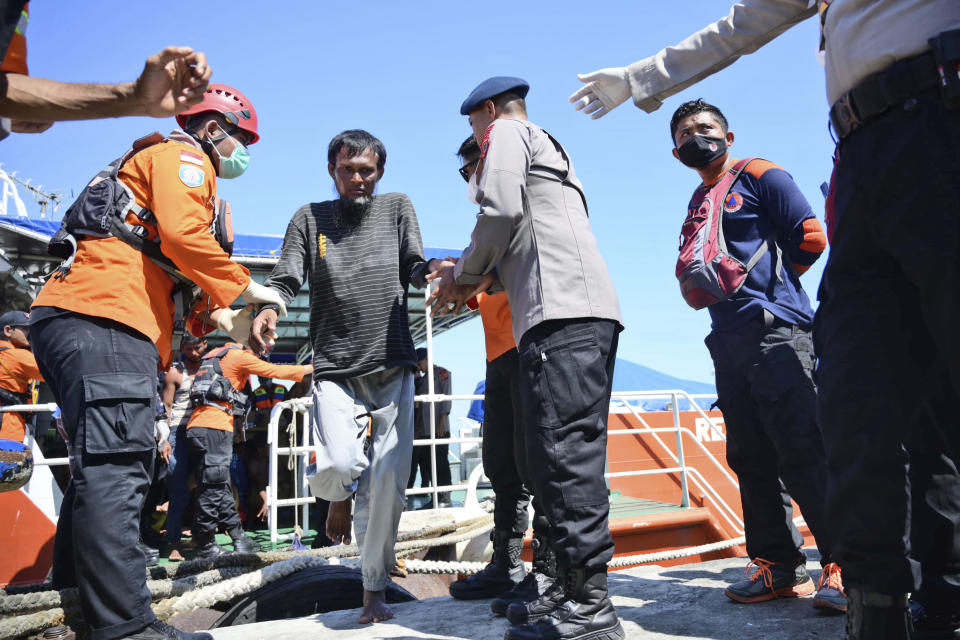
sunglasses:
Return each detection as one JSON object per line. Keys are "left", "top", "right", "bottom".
{"left": 459, "top": 157, "right": 480, "bottom": 182}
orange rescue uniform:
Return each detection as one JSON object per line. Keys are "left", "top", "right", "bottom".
{"left": 32, "top": 137, "right": 250, "bottom": 367}
{"left": 467, "top": 292, "right": 516, "bottom": 362}
{"left": 0, "top": 338, "right": 41, "bottom": 442}
{"left": 187, "top": 345, "right": 306, "bottom": 433}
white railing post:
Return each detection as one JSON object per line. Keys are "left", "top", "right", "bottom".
{"left": 267, "top": 404, "right": 279, "bottom": 543}
{"left": 424, "top": 281, "right": 438, "bottom": 509}
{"left": 299, "top": 407, "right": 311, "bottom": 536}
{"left": 672, "top": 392, "right": 689, "bottom": 507}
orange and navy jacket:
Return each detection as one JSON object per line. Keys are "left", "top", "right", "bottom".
{"left": 187, "top": 345, "right": 306, "bottom": 433}
{"left": 691, "top": 158, "right": 827, "bottom": 332}
{"left": 0, "top": 338, "right": 42, "bottom": 442}
{"left": 32, "top": 134, "right": 250, "bottom": 367}
{"left": 466, "top": 292, "right": 516, "bottom": 362}
{"left": 1, "top": 1, "right": 28, "bottom": 76}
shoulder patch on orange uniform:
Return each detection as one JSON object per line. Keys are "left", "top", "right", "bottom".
{"left": 743, "top": 159, "right": 784, "bottom": 179}
{"left": 179, "top": 164, "right": 205, "bottom": 188}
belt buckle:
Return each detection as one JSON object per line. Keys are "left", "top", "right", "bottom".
{"left": 830, "top": 93, "right": 861, "bottom": 139}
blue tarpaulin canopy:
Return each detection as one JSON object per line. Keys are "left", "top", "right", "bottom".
{"left": 611, "top": 358, "right": 716, "bottom": 411}
{"left": 3, "top": 218, "right": 462, "bottom": 262}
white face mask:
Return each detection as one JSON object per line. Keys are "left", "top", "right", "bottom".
{"left": 466, "top": 173, "right": 479, "bottom": 205}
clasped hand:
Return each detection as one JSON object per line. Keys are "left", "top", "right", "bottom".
{"left": 424, "top": 258, "right": 494, "bottom": 318}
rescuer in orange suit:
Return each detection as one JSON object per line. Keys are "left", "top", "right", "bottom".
{"left": 0, "top": 310, "right": 41, "bottom": 442}
{"left": 185, "top": 343, "right": 311, "bottom": 560}
{"left": 28, "top": 85, "right": 285, "bottom": 640}
{"left": 0, "top": 1, "right": 212, "bottom": 139}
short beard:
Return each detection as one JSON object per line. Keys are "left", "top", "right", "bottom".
{"left": 334, "top": 195, "right": 372, "bottom": 229}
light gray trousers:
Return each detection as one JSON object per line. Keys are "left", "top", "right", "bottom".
{"left": 305, "top": 366, "right": 414, "bottom": 591}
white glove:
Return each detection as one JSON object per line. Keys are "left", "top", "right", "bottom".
{"left": 155, "top": 419, "right": 170, "bottom": 447}
{"left": 215, "top": 306, "right": 255, "bottom": 344}
{"left": 568, "top": 67, "right": 631, "bottom": 120}
{"left": 241, "top": 280, "right": 287, "bottom": 317}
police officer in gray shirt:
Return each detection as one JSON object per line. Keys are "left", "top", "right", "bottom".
{"left": 567, "top": 3, "right": 960, "bottom": 639}
{"left": 428, "top": 76, "right": 624, "bottom": 640}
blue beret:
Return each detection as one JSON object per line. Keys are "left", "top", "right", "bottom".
{"left": 460, "top": 76, "right": 530, "bottom": 115}
{"left": 415, "top": 347, "right": 428, "bottom": 361}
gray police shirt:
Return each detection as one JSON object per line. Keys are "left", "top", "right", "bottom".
{"left": 454, "top": 118, "right": 622, "bottom": 343}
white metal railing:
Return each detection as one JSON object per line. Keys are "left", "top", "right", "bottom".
{"left": 265, "top": 388, "right": 745, "bottom": 543}
{"left": 607, "top": 390, "right": 744, "bottom": 533}
{"left": 265, "top": 393, "right": 488, "bottom": 543}
{"left": 5, "top": 387, "right": 744, "bottom": 542}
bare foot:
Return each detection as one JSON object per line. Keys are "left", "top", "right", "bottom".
{"left": 358, "top": 589, "right": 394, "bottom": 624}
{"left": 326, "top": 497, "right": 353, "bottom": 545}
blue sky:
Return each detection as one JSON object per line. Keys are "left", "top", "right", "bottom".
{"left": 4, "top": 2, "right": 834, "bottom": 398}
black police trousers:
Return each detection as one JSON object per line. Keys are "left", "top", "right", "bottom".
{"left": 705, "top": 313, "right": 832, "bottom": 566}
{"left": 483, "top": 347, "right": 549, "bottom": 536}
{"left": 815, "top": 88, "right": 960, "bottom": 594}
{"left": 31, "top": 311, "right": 158, "bottom": 640}
{"left": 186, "top": 426, "right": 242, "bottom": 543}
{"left": 518, "top": 318, "right": 619, "bottom": 570}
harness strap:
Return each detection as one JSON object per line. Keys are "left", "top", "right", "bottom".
{"left": 715, "top": 158, "right": 784, "bottom": 283}
{"left": 534, "top": 128, "right": 590, "bottom": 215}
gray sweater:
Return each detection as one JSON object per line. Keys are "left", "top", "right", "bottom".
{"left": 264, "top": 192, "right": 430, "bottom": 380}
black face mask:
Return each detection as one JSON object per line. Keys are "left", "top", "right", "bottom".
{"left": 676, "top": 135, "right": 727, "bottom": 168}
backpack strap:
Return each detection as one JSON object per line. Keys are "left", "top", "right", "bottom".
{"left": 716, "top": 158, "right": 784, "bottom": 284}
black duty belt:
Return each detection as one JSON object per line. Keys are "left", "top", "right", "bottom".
{"left": 829, "top": 50, "right": 939, "bottom": 141}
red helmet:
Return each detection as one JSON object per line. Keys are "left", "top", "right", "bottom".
{"left": 176, "top": 83, "right": 260, "bottom": 145}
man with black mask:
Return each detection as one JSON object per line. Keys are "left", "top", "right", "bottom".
{"left": 671, "top": 99, "right": 843, "bottom": 612}
{"left": 250, "top": 129, "right": 443, "bottom": 625}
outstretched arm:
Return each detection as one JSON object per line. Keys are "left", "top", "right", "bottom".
{"left": 0, "top": 46, "right": 211, "bottom": 124}
{"left": 569, "top": 0, "right": 815, "bottom": 118}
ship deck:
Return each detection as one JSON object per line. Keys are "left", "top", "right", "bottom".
{"left": 206, "top": 554, "right": 843, "bottom": 640}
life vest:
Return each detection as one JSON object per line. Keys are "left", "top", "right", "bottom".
{"left": 675, "top": 158, "right": 782, "bottom": 310}
{"left": 253, "top": 386, "right": 271, "bottom": 410}
{"left": 253, "top": 384, "right": 286, "bottom": 410}
{"left": 189, "top": 345, "right": 250, "bottom": 419}
{"left": 46, "top": 131, "right": 234, "bottom": 354}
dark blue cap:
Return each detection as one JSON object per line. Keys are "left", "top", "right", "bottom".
{"left": 460, "top": 76, "right": 530, "bottom": 115}
{"left": 0, "top": 311, "right": 29, "bottom": 328}
{"left": 415, "top": 347, "right": 428, "bottom": 361}
{"left": 0, "top": 311, "right": 30, "bottom": 331}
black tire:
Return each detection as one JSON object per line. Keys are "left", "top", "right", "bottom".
{"left": 211, "top": 565, "right": 417, "bottom": 627}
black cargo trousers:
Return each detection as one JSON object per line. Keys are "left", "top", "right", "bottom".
{"left": 705, "top": 311, "right": 832, "bottom": 567}
{"left": 815, "top": 85, "right": 960, "bottom": 595}
{"left": 482, "top": 347, "right": 549, "bottom": 536}
{"left": 186, "top": 426, "right": 243, "bottom": 543}
{"left": 31, "top": 310, "right": 159, "bottom": 640}
{"left": 517, "top": 318, "right": 619, "bottom": 570}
